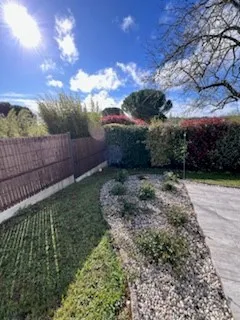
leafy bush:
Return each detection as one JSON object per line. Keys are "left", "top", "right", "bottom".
{"left": 162, "top": 181, "right": 176, "bottom": 192}
{"left": 136, "top": 230, "right": 188, "bottom": 267}
{"left": 146, "top": 122, "right": 185, "bottom": 168}
{"left": 101, "top": 115, "right": 135, "bottom": 126}
{"left": 181, "top": 117, "right": 225, "bottom": 127}
{"left": 105, "top": 124, "right": 150, "bottom": 168}
{"left": 115, "top": 169, "right": 129, "bottom": 183}
{"left": 101, "top": 115, "right": 147, "bottom": 126}
{"left": 137, "top": 175, "right": 147, "bottom": 180}
{"left": 163, "top": 171, "right": 178, "bottom": 183}
{"left": 167, "top": 206, "right": 188, "bottom": 227}
{"left": 121, "top": 199, "right": 137, "bottom": 217}
{"left": 38, "top": 93, "right": 92, "bottom": 139}
{"left": 0, "top": 109, "right": 47, "bottom": 138}
{"left": 147, "top": 120, "right": 240, "bottom": 172}
{"left": 138, "top": 183, "right": 155, "bottom": 200}
{"left": 110, "top": 183, "right": 126, "bottom": 196}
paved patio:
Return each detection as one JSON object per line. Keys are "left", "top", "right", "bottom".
{"left": 185, "top": 182, "right": 240, "bottom": 320}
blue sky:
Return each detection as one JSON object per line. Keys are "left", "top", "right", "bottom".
{"left": 0, "top": 0, "right": 237, "bottom": 116}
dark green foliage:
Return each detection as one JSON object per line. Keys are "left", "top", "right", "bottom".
{"left": 102, "top": 107, "right": 123, "bottom": 116}
{"left": 136, "top": 230, "right": 188, "bottom": 268}
{"left": 138, "top": 183, "right": 155, "bottom": 200}
{"left": 110, "top": 183, "right": 127, "bottom": 195}
{"left": 105, "top": 124, "right": 150, "bottom": 168}
{"left": 146, "top": 122, "right": 185, "bottom": 168}
{"left": 122, "top": 89, "right": 172, "bottom": 122}
{"left": 163, "top": 171, "right": 179, "bottom": 183}
{"left": 167, "top": 206, "right": 188, "bottom": 227}
{"left": 115, "top": 169, "right": 129, "bottom": 183}
{"left": 162, "top": 181, "right": 176, "bottom": 192}
{"left": 0, "top": 101, "right": 33, "bottom": 117}
{"left": 147, "top": 120, "right": 240, "bottom": 172}
{"left": 121, "top": 199, "right": 137, "bottom": 217}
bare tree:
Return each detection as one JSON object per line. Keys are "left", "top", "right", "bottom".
{"left": 151, "top": 0, "right": 240, "bottom": 110}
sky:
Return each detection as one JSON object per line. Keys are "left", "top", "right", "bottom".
{"left": 0, "top": 0, "right": 238, "bottom": 116}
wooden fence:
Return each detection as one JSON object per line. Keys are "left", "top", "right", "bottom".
{"left": 0, "top": 134, "right": 107, "bottom": 213}
{"left": 72, "top": 137, "right": 106, "bottom": 178}
{"left": 0, "top": 134, "right": 73, "bottom": 211}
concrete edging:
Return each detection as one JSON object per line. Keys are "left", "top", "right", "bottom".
{"left": 0, "top": 175, "right": 75, "bottom": 224}
{"left": 75, "top": 161, "right": 108, "bottom": 183}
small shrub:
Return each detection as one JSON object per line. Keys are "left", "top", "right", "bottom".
{"left": 163, "top": 171, "right": 178, "bottom": 183}
{"left": 167, "top": 206, "right": 188, "bottom": 227}
{"left": 162, "top": 181, "right": 176, "bottom": 192}
{"left": 137, "top": 174, "right": 147, "bottom": 180}
{"left": 110, "top": 183, "right": 126, "bottom": 196}
{"left": 136, "top": 230, "right": 188, "bottom": 268}
{"left": 121, "top": 199, "right": 137, "bottom": 217}
{"left": 138, "top": 183, "right": 155, "bottom": 200}
{"left": 115, "top": 169, "right": 129, "bottom": 183}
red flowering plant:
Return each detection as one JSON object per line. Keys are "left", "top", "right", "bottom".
{"left": 101, "top": 115, "right": 147, "bottom": 126}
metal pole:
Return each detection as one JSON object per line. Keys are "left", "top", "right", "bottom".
{"left": 183, "top": 132, "right": 186, "bottom": 180}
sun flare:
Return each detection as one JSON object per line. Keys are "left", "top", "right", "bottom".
{"left": 3, "top": 2, "right": 41, "bottom": 48}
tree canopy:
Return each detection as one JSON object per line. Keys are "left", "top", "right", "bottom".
{"left": 0, "top": 102, "right": 33, "bottom": 117}
{"left": 152, "top": 0, "right": 240, "bottom": 110}
{"left": 122, "top": 89, "right": 172, "bottom": 121}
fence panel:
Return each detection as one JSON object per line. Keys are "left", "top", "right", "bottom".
{"left": 72, "top": 137, "right": 106, "bottom": 178}
{"left": 0, "top": 134, "right": 73, "bottom": 211}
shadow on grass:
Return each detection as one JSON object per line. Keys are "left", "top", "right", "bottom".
{"left": 0, "top": 170, "right": 116, "bottom": 320}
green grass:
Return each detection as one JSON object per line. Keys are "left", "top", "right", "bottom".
{"left": 0, "top": 168, "right": 126, "bottom": 320}
{"left": 54, "top": 233, "right": 125, "bottom": 320}
{"left": 186, "top": 171, "right": 240, "bottom": 188}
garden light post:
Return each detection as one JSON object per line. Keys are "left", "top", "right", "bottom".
{"left": 183, "top": 131, "right": 187, "bottom": 180}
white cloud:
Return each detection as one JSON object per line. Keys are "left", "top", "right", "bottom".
{"left": 55, "top": 13, "right": 79, "bottom": 64}
{"left": 70, "top": 68, "right": 122, "bottom": 93}
{"left": 116, "top": 62, "right": 149, "bottom": 86}
{"left": 121, "top": 15, "right": 136, "bottom": 32}
{"left": 40, "top": 59, "right": 56, "bottom": 72}
{"left": 46, "top": 77, "right": 63, "bottom": 88}
{"left": 83, "top": 90, "right": 123, "bottom": 111}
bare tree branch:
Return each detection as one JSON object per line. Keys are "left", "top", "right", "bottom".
{"left": 150, "top": 0, "right": 240, "bottom": 110}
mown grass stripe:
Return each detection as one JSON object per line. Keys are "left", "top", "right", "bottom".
{"left": 50, "top": 209, "right": 60, "bottom": 276}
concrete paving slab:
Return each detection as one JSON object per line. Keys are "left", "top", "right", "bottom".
{"left": 185, "top": 182, "right": 240, "bottom": 319}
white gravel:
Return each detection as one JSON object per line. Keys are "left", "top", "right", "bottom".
{"left": 100, "top": 174, "right": 233, "bottom": 320}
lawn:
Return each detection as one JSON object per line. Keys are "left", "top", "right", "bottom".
{"left": 0, "top": 169, "right": 127, "bottom": 320}
{"left": 186, "top": 171, "right": 240, "bottom": 188}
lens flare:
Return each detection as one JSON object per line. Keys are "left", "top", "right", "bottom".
{"left": 3, "top": 3, "right": 41, "bottom": 48}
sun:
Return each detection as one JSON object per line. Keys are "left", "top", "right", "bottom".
{"left": 3, "top": 2, "right": 41, "bottom": 48}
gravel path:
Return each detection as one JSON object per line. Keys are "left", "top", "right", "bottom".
{"left": 100, "top": 175, "right": 233, "bottom": 320}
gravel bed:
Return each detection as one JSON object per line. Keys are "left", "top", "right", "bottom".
{"left": 100, "top": 174, "right": 233, "bottom": 320}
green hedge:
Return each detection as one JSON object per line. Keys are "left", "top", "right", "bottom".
{"left": 146, "top": 121, "right": 240, "bottom": 172}
{"left": 104, "top": 124, "right": 150, "bottom": 168}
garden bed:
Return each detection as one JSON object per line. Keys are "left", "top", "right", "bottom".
{"left": 100, "top": 173, "right": 233, "bottom": 319}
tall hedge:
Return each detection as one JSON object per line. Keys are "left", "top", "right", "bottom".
{"left": 104, "top": 124, "right": 150, "bottom": 167}
{"left": 147, "top": 120, "right": 240, "bottom": 172}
